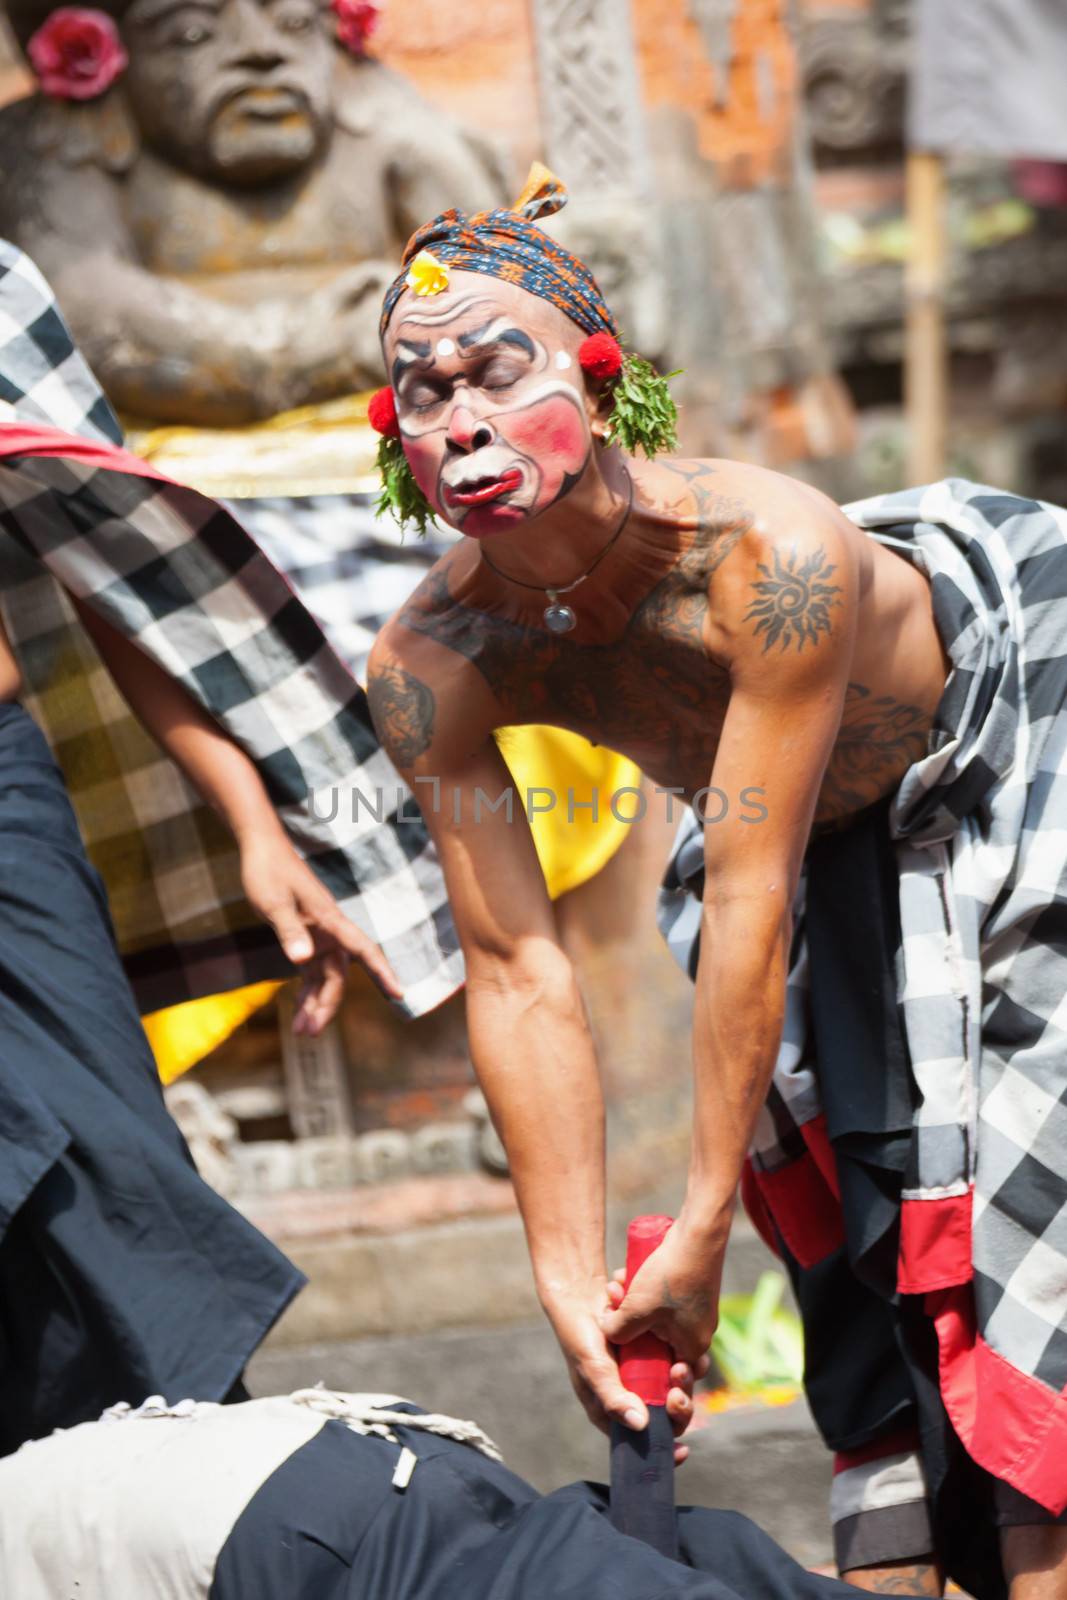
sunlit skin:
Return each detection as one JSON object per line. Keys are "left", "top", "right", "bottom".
{"left": 371, "top": 274, "right": 1059, "bottom": 1592}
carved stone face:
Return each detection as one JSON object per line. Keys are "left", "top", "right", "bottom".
{"left": 121, "top": 0, "right": 334, "bottom": 185}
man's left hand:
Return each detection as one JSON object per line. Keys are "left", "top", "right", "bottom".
{"left": 599, "top": 1213, "right": 728, "bottom": 1370}
{"left": 240, "top": 833, "right": 403, "bottom": 1033}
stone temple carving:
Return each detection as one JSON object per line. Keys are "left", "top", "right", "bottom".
{"left": 0, "top": 0, "right": 507, "bottom": 425}
{"left": 799, "top": 4, "right": 907, "bottom": 162}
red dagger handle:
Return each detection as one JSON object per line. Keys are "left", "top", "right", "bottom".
{"left": 616, "top": 1214, "right": 674, "bottom": 1403}
{"left": 610, "top": 1213, "right": 678, "bottom": 1558}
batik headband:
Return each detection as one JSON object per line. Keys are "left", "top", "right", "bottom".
{"left": 379, "top": 164, "right": 619, "bottom": 343}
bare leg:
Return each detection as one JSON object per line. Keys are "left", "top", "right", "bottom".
{"left": 841, "top": 1559, "right": 944, "bottom": 1595}
{"left": 1003, "top": 1527, "right": 1067, "bottom": 1600}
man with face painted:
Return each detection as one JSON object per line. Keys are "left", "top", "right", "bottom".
{"left": 368, "top": 171, "right": 1067, "bottom": 1600}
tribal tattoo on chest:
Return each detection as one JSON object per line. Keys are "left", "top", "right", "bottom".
{"left": 377, "top": 467, "right": 754, "bottom": 780}
{"left": 367, "top": 463, "right": 934, "bottom": 813}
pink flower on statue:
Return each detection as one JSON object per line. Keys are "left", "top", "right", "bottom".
{"left": 27, "top": 7, "right": 128, "bottom": 100}
{"left": 330, "top": 0, "right": 381, "bottom": 57}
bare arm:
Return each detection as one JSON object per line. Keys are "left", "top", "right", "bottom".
{"left": 367, "top": 634, "right": 698, "bottom": 1446}
{"left": 75, "top": 600, "right": 400, "bottom": 1027}
{"left": 51, "top": 254, "right": 391, "bottom": 427}
{"left": 604, "top": 508, "right": 858, "bottom": 1361}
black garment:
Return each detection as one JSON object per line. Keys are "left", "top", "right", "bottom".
{"left": 0, "top": 702, "right": 303, "bottom": 1453}
{"left": 210, "top": 1412, "right": 882, "bottom": 1600}
{"left": 775, "top": 804, "right": 1014, "bottom": 1599}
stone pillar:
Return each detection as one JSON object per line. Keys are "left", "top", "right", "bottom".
{"left": 529, "top": 0, "right": 654, "bottom": 198}
{"left": 528, "top": 0, "right": 672, "bottom": 364}
{"left": 277, "top": 988, "right": 354, "bottom": 1141}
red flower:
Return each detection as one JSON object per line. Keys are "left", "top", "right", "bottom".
{"left": 579, "top": 333, "right": 624, "bottom": 383}
{"left": 27, "top": 7, "right": 128, "bottom": 101}
{"left": 368, "top": 386, "right": 400, "bottom": 437}
{"left": 331, "top": 0, "right": 381, "bottom": 57}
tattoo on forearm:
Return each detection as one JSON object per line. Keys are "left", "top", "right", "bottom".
{"left": 841, "top": 1560, "right": 943, "bottom": 1595}
{"left": 367, "top": 663, "right": 436, "bottom": 766}
{"left": 745, "top": 544, "right": 842, "bottom": 653}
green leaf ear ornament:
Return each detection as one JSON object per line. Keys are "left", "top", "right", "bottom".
{"left": 367, "top": 386, "right": 435, "bottom": 539}
{"left": 578, "top": 334, "right": 680, "bottom": 459}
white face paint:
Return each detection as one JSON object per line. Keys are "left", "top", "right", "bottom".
{"left": 388, "top": 295, "right": 593, "bottom": 536}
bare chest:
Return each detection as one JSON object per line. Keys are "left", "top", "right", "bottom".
{"left": 451, "top": 568, "right": 730, "bottom": 796}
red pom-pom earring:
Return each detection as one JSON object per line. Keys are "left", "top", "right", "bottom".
{"left": 367, "top": 386, "right": 400, "bottom": 438}
{"left": 578, "top": 333, "right": 624, "bottom": 382}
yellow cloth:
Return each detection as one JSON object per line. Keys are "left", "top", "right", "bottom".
{"left": 496, "top": 726, "right": 641, "bottom": 900}
{"left": 123, "top": 393, "right": 381, "bottom": 500}
{"left": 145, "top": 730, "right": 641, "bottom": 1083}
{"left": 143, "top": 981, "right": 282, "bottom": 1087}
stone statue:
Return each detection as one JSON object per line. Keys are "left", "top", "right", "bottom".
{"left": 0, "top": 0, "right": 507, "bottom": 425}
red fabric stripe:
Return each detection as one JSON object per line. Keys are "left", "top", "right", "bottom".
{"left": 833, "top": 1424, "right": 922, "bottom": 1475}
{"left": 898, "top": 1191, "right": 973, "bottom": 1294}
{"left": 0, "top": 422, "right": 166, "bottom": 480}
{"left": 929, "top": 1285, "right": 1067, "bottom": 1516}
{"left": 799, "top": 1112, "right": 841, "bottom": 1201}
{"left": 740, "top": 1160, "right": 781, "bottom": 1259}
{"left": 751, "top": 1130, "right": 845, "bottom": 1269}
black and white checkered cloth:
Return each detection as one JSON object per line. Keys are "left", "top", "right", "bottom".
{"left": 233, "top": 493, "right": 456, "bottom": 690}
{"left": 0, "top": 244, "right": 122, "bottom": 446}
{"left": 658, "top": 479, "right": 1067, "bottom": 1440}
{"left": 0, "top": 240, "right": 461, "bottom": 1018}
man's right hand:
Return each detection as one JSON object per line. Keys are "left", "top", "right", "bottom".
{"left": 542, "top": 1283, "right": 701, "bottom": 1466}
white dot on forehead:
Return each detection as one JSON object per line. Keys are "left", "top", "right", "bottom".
{"left": 437, "top": 338, "right": 456, "bottom": 357}
{"left": 555, "top": 351, "right": 573, "bottom": 370}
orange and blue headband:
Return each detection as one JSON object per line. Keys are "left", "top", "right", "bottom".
{"left": 379, "top": 164, "right": 619, "bottom": 342}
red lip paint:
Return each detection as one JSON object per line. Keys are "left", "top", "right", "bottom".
{"left": 447, "top": 468, "right": 523, "bottom": 507}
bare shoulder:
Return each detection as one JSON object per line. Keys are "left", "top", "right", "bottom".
{"left": 367, "top": 551, "right": 500, "bottom": 776}
{"left": 674, "top": 460, "right": 861, "bottom": 664}
{"left": 671, "top": 458, "right": 852, "bottom": 543}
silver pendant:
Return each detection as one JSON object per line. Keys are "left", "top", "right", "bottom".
{"left": 543, "top": 594, "right": 577, "bottom": 633}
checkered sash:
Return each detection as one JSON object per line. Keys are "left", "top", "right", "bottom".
{"left": 230, "top": 494, "right": 457, "bottom": 690}
{"left": 658, "top": 479, "right": 1067, "bottom": 1504}
{"left": 0, "top": 242, "right": 461, "bottom": 1018}
{"left": 0, "top": 244, "right": 122, "bottom": 446}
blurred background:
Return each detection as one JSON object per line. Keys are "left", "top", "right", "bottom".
{"left": 2, "top": 0, "right": 1064, "bottom": 1563}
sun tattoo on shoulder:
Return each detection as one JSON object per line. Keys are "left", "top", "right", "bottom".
{"left": 367, "top": 662, "right": 436, "bottom": 766}
{"left": 744, "top": 544, "right": 842, "bottom": 653}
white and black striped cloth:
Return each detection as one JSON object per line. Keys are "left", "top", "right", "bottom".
{"left": 658, "top": 479, "right": 1067, "bottom": 1483}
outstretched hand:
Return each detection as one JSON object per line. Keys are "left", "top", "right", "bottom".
{"left": 240, "top": 832, "right": 402, "bottom": 1033}
{"left": 544, "top": 1279, "right": 702, "bottom": 1466}
{"left": 599, "top": 1214, "right": 728, "bottom": 1371}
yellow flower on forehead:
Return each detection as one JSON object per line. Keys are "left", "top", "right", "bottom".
{"left": 405, "top": 249, "right": 450, "bottom": 297}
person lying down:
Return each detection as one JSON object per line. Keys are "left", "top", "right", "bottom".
{"left": 0, "top": 1389, "right": 925, "bottom": 1600}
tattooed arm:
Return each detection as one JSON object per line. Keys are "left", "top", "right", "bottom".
{"left": 603, "top": 500, "right": 859, "bottom": 1364}
{"left": 367, "top": 623, "right": 698, "bottom": 1448}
